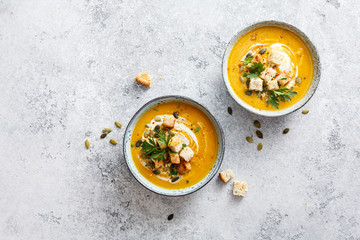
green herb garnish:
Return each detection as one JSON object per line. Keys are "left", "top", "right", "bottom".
{"left": 267, "top": 88, "right": 297, "bottom": 109}
{"left": 194, "top": 127, "right": 200, "bottom": 133}
{"left": 177, "top": 105, "right": 180, "bottom": 108}
{"left": 248, "top": 62, "right": 265, "bottom": 75}
{"left": 243, "top": 56, "right": 254, "bottom": 66}
{"left": 141, "top": 136, "right": 170, "bottom": 162}
{"left": 158, "top": 132, "right": 171, "bottom": 148}
{"left": 153, "top": 108, "right": 159, "bottom": 111}
{"left": 182, "top": 144, "right": 187, "bottom": 149}
{"left": 169, "top": 168, "right": 178, "bottom": 176}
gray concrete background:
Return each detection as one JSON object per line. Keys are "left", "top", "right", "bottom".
{"left": 0, "top": 0, "right": 359, "bottom": 239}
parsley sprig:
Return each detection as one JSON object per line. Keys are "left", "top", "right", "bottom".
{"left": 267, "top": 88, "right": 297, "bottom": 109}
{"left": 243, "top": 56, "right": 254, "bottom": 66}
{"left": 141, "top": 132, "right": 171, "bottom": 162}
{"left": 243, "top": 61, "right": 265, "bottom": 79}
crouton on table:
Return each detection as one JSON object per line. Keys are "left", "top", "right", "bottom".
{"left": 233, "top": 181, "right": 248, "bottom": 197}
{"left": 219, "top": 169, "right": 234, "bottom": 183}
{"left": 135, "top": 73, "right": 152, "bottom": 87}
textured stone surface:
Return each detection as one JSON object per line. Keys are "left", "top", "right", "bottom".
{"left": 0, "top": 0, "right": 359, "bottom": 239}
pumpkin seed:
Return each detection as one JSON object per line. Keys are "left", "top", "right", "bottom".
{"left": 245, "top": 90, "right": 252, "bottom": 96}
{"left": 135, "top": 140, "right": 142, "bottom": 147}
{"left": 254, "top": 120, "right": 261, "bottom": 128}
{"left": 240, "top": 76, "right": 245, "bottom": 84}
{"left": 145, "top": 124, "right": 150, "bottom": 128}
{"left": 102, "top": 128, "right": 112, "bottom": 133}
{"left": 240, "top": 66, "right": 245, "bottom": 72}
{"left": 169, "top": 130, "right": 176, "bottom": 137}
{"left": 171, "top": 176, "right": 180, "bottom": 183}
{"left": 154, "top": 132, "right": 159, "bottom": 138}
{"left": 149, "top": 131, "right": 155, "bottom": 137}
{"left": 302, "top": 109, "right": 309, "bottom": 114}
{"left": 115, "top": 121, "right": 122, "bottom": 128}
{"left": 153, "top": 169, "right": 161, "bottom": 175}
{"left": 155, "top": 116, "right": 161, "bottom": 122}
{"left": 100, "top": 133, "right": 107, "bottom": 139}
{"left": 257, "top": 143, "right": 263, "bottom": 151}
{"left": 256, "top": 92, "right": 262, "bottom": 99}
{"left": 259, "top": 48, "right": 267, "bottom": 55}
{"left": 173, "top": 112, "right": 179, "bottom": 119}
{"left": 227, "top": 107, "right": 233, "bottom": 115}
{"left": 256, "top": 130, "right": 263, "bottom": 139}
{"left": 154, "top": 125, "right": 160, "bottom": 131}
{"left": 246, "top": 136, "right": 253, "bottom": 143}
{"left": 246, "top": 79, "right": 250, "bottom": 88}
{"left": 85, "top": 139, "right": 90, "bottom": 149}
{"left": 168, "top": 214, "right": 174, "bottom": 221}
{"left": 283, "top": 128, "right": 290, "bottom": 134}
{"left": 110, "top": 139, "right": 117, "bottom": 145}
{"left": 295, "top": 77, "right": 302, "bottom": 84}
{"left": 246, "top": 52, "right": 252, "bottom": 58}
{"left": 143, "top": 131, "right": 149, "bottom": 138}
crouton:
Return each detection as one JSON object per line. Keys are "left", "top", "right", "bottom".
{"left": 259, "top": 67, "right": 277, "bottom": 84}
{"left": 266, "top": 80, "right": 279, "bottom": 90}
{"left": 285, "top": 78, "right": 296, "bottom": 89}
{"left": 162, "top": 115, "right": 176, "bottom": 129}
{"left": 233, "top": 181, "right": 248, "bottom": 197}
{"left": 169, "top": 153, "right": 180, "bottom": 164}
{"left": 276, "top": 74, "right": 291, "bottom": 86}
{"left": 179, "top": 146, "right": 194, "bottom": 162}
{"left": 177, "top": 161, "right": 191, "bottom": 175}
{"left": 168, "top": 136, "right": 182, "bottom": 153}
{"left": 253, "top": 54, "right": 266, "bottom": 64}
{"left": 219, "top": 169, "right": 234, "bottom": 183}
{"left": 135, "top": 73, "right": 152, "bottom": 87}
{"left": 248, "top": 77, "right": 263, "bottom": 92}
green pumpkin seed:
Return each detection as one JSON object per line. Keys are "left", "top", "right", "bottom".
{"left": 257, "top": 143, "right": 263, "bottom": 151}
{"left": 169, "top": 130, "right": 176, "bottom": 137}
{"left": 283, "top": 128, "right": 290, "bottom": 134}
{"left": 154, "top": 132, "right": 159, "bottom": 138}
{"left": 259, "top": 48, "right": 267, "bottom": 55}
{"left": 302, "top": 109, "right": 309, "bottom": 114}
{"left": 135, "top": 140, "right": 142, "bottom": 147}
{"left": 256, "top": 130, "right": 263, "bottom": 139}
{"left": 153, "top": 169, "right": 161, "bottom": 175}
{"left": 240, "top": 66, "right": 245, "bottom": 72}
{"left": 246, "top": 52, "right": 252, "bottom": 58}
{"left": 115, "top": 121, "right": 122, "bottom": 128}
{"left": 171, "top": 176, "right": 180, "bottom": 183}
{"left": 100, "top": 133, "right": 107, "bottom": 139}
{"left": 102, "top": 128, "right": 112, "bottom": 133}
{"left": 245, "top": 90, "right": 252, "bottom": 96}
{"left": 155, "top": 116, "right": 161, "bottom": 122}
{"left": 295, "top": 77, "right": 302, "bottom": 84}
{"left": 173, "top": 112, "right": 179, "bottom": 119}
{"left": 145, "top": 124, "right": 150, "bottom": 128}
{"left": 149, "top": 131, "right": 155, "bottom": 137}
{"left": 85, "top": 139, "right": 90, "bottom": 149}
{"left": 110, "top": 139, "right": 117, "bottom": 145}
{"left": 240, "top": 76, "right": 245, "bottom": 84}
{"left": 143, "top": 131, "right": 149, "bottom": 138}
{"left": 246, "top": 136, "right": 253, "bottom": 143}
{"left": 254, "top": 120, "right": 261, "bottom": 128}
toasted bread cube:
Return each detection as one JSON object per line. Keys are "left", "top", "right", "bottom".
{"left": 248, "top": 78, "right": 263, "bottom": 92}
{"left": 285, "top": 78, "right": 296, "bottom": 89}
{"left": 259, "top": 67, "right": 277, "bottom": 84}
{"left": 184, "top": 162, "right": 191, "bottom": 171}
{"left": 276, "top": 74, "right": 291, "bottom": 86}
{"left": 177, "top": 162, "right": 190, "bottom": 175}
{"left": 169, "top": 153, "right": 180, "bottom": 164}
{"left": 168, "top": 136, "right": 182, "bottom": 153}
{"left": 267, "top": 80, "right": 279, "bottom": 90}
{"left": 179, "top": 147, "right": 194, "bottom": 162}
{"left": 233, "top": 181, "right": 248, "bottom": 197}
{"left": 135, "top": 73, "right": 152, "bottom": 87}
{"left": 219, "top": 169, "right": 234, "bottom": 183}
{"left": 162, "top": 115, "right": 176, "bottom": 129}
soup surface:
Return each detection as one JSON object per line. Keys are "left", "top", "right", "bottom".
{"left": 130, "top": 101, "right": 218, "bottom": 189}
{"left": 227, "top": 26, "right": 314, "bottom": 110}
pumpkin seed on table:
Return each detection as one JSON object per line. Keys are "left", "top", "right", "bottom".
{"left": 302, "top": 109, "right": 309, "bottom": 114}
{"left": 256, "top": 130, "right": 263, "bottom": 139}
{"left": 155, "top": 116, "right": 162, "bottom": 122}
{"left": 110, "top": 139, "right": 118, "bottom": 145}
{"left": 102, "top": 128, "right": 112, "bottom": 133}
{"left": 257, "top": 143, "right": 263, "bottom": 151}
{"left": 135, "top": 140, "right": 142, "bottom": 147}
{"left": 227, "top": 107, "right": 233, "bottom": 115}
{"left": 85, "top": 139, "right": 90, "bottom": 149}
{"left": 254, "top": 120, "right": 261, "bottom": 128}
{"left": 283, "top": 128, "right": 290, "bottom": 134}
{"left": 246, "top": 136, "right": 253, "bottom": 143}
{"left": 100, "top": 133, "right": 107, "bottom": 139}
{"left": 115, "top": 121, "right": 122, "bottom": 128}
{"left": 168, "top": 214, "right": 174, "bottom": 221}
{"left": 259, "top": 48, "right": 267, "bottom": 55}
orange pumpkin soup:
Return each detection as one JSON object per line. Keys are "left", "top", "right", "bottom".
{"left": 130, "top": 101, "right": 218, "bottom": 189}
{"left": 227, "top": 26, "right": 314, "bottom": 110}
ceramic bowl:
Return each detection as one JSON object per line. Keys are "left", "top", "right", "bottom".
{"left": 222, "top": 20, "right": 321, "bottom": 117}
{"left": 123, "top": 95, "right": 225, "bottom": 196}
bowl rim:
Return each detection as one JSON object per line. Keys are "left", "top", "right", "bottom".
{"left": 222, "top": 20, "right": 321, "bottom": 117}
{"left": 122, "top": 95, "right": 225, "bottom": 197}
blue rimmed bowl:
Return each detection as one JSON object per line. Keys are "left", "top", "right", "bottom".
{"left": 222, "top": 20, "right": 321, "bottom": 117}
{"left": 123, "top": 95, "right": 225, "bottom": 196}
